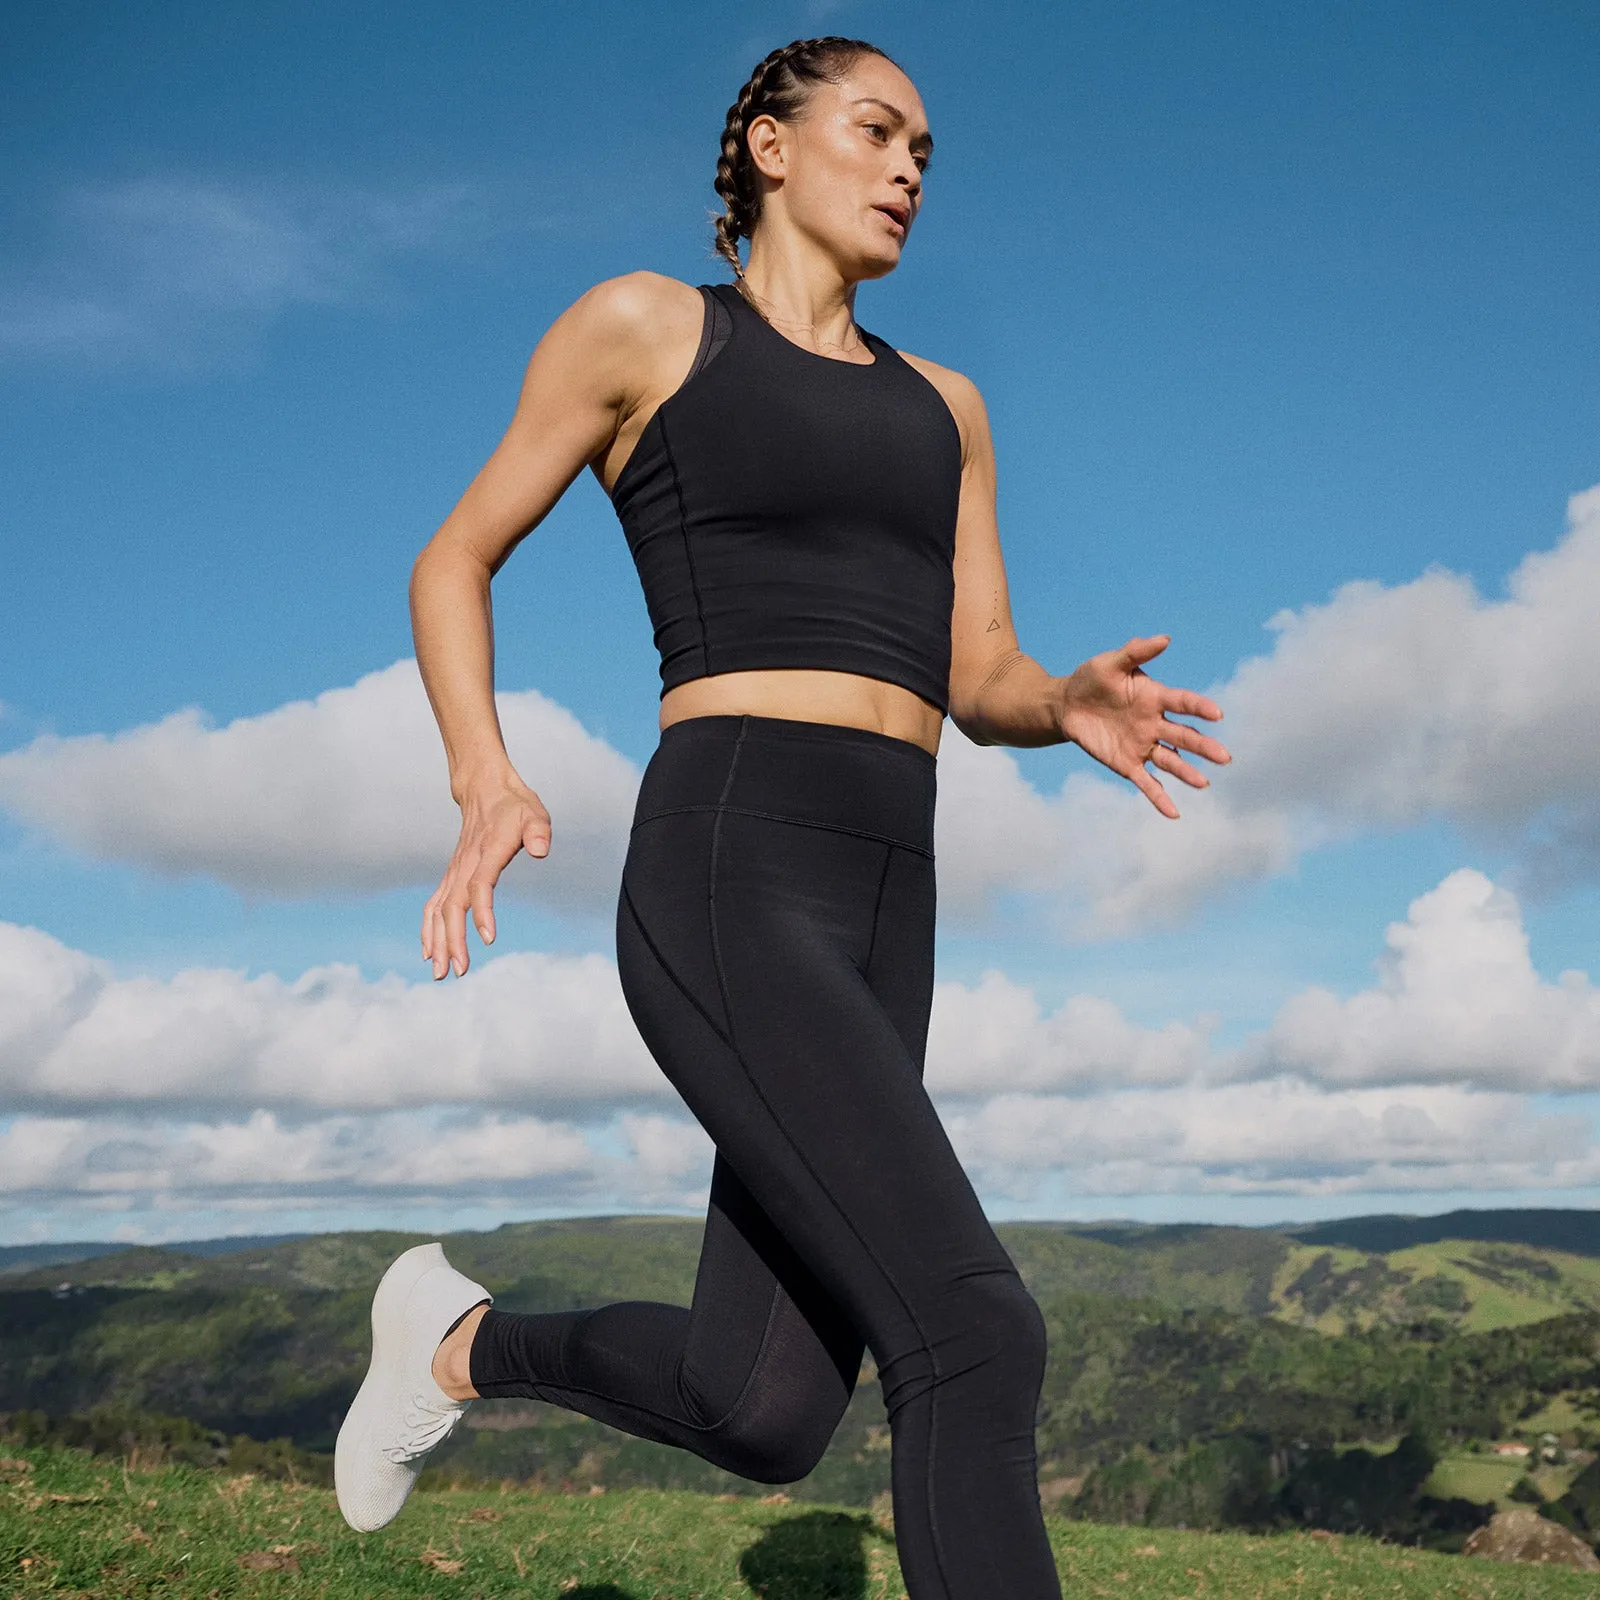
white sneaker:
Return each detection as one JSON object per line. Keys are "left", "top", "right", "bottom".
{"left": 335, "top": 1242, "right": 491, "bottom": 1532}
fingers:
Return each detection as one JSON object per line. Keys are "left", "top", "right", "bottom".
{"left": 428, "top": 899, "right": 450, "bottom": 980}
{"left": 524, "top": 815, "right": 551, "bottom": 861}
{"left": 1161, "top": 686, "right": 1224, "bottom": 723}
{"left": 443, "top": 895, "right": 471, "bottom": 979}
{"left": 1129, "top": 761, "right": 1180, "bottom": 819}
{"left": 421, "top": 888, "right": 441, "bottom": 964}
{"left": 1119, "top": 634, "right": 1171, "bottom": 670}
{"left": 1150, "top": 743, "right": 1209, "bottom": 791}
{"left": 1160, "top": 718, "right": 1232, "bottom": 767}
{"left": 473, "top": 878, "right": 496, "bottom": 949}
{"left": 422, "top": 807, "right": 553, "bottom": 979}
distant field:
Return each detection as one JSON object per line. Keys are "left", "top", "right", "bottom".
{"left": 1426, "top": 1452, "right": 1586, "bottom": 1511}
{"left": 1270, "top": 1238, "right": 1600, "bottom": 1333}
{"left": 3, "top": 1447, "right": 1597, "bottom": 1600}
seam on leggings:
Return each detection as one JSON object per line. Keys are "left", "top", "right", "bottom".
{"left": 633, "top": 804, "right": 934, "bottom": 861}
{"left": 620, "top": 883, "right": 733, "bottom": 1048}
{"left": 703, "top": 764, "right": 955, "bottom": 1598}
{"left": 705, "top": 721, "right": 748, "bottom": 1057}
{"left": 861, "top": 843, "right": 893, "bottom": 976}
{"left": 684, "top": 1278, "right": 789, "bottom": 1437}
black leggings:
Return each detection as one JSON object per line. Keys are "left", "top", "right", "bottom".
{"left": 470, "top": 714, "right": 1061, "bottom": 1600}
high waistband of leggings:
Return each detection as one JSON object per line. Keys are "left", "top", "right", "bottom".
{"left": 633, "top": 713, "right": 937, "bottom": 858}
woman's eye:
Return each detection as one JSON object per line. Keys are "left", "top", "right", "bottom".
{"left": 864, "top": 123, "right": 887, "bottom": 140}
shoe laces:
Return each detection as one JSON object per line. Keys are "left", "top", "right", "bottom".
{"left": 382, "top": 1392, "right": 465, "bottom": 1465}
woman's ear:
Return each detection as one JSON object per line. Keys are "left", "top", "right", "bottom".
{"left": 746, "top": 112, "right": 787, "bottom": 182}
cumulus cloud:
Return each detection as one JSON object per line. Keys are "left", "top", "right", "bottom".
{"left": 0, "top": 921, "right": 660, "bottom": 1115}
{"left": 1, "top": 919, "right": 1212, "bottom": 1116}
{"left": 1249, "top": 868, "right": 1600, "bottom": 1092}
{"left": 1224, "top": 487, "right": 1600, "bottom": 846}
{"left": 3, "top": 1080, "right": 1592, "bottom": 1216}
{"left": 0, "top": 1109, "right": 712, "bottom": 1212}
{"left": 9, "top": 487, "right": 1599, "bottom": 937}
{"left": 946, "top": 1081, "right": 1595, "bottom": 1200}
{"left": 937, "top": 482, "right": 1600, "bottom": 932}
{"left": 3, "top": 862, "right": 1599, "bottom": 1218}
{"left": 925, "top": 969, "right": 1213, "bottom": 1096}
{"left": 933, "top": 742, "right": 1292, "bottom": 933}
{"left": 0, "top": 661, "right": 638, "bottom": 911}
{"left": 0, "top": 657, "right": 1289, "bottom": 937}
{"left": 3, "top": 864, "right": 1597, "bottom": 1123}
{"left": 0, "top": 175, "right": 484, "bottom": 369}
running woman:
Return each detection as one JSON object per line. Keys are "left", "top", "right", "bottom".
{"left": 335, "top": 37, "right": 1229, "bottom": 1600}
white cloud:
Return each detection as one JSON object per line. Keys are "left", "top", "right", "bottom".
{"left": 932, "top": 741, "right": 1292, "bottom": 933}
{"left": 0, "top": 661, "right": 638, "bottom": 912}
{"left": 946, "top": 1080, "right": 1594, "bottom": 1199}
{"left": 936, "top": 482, "right": 1600, "bottom": 934}
{"left": 3, "top": 863, "right": 1599, "bottom": 1220}
{"left": 4, "top": 1079, "right": 1591, "bottom": 1216}
{"left": 1249, "top": 868, "right": 1600, "bottom": 1092}
{"left": 0, "top": 1109, "right": 712, "bottom": 1212}
{"left": 0, "top": 176, "right": 483, "bottom": 369}
{"left": 3, "top": 864, "right": 1597, "bottom": 1126}
{"left": 0, "top": 921, "right": 660, "bottom": 1115}
{"left": 9, "top": 485, "right": 1599, "bottom": 939}
{"left": 925, "top": 968, "right": 1213, "bottom": 1095}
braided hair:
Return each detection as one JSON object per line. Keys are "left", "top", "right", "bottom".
{"left": 713, "top": 36, "right": 897, "bottom": 277}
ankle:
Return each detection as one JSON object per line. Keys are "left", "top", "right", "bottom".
{"left": 432, "top": 1301, "right": 490, "bottom": 1401}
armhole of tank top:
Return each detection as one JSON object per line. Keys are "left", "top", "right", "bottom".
{"left": 682, "top": 285, "right": 733, "bottom": 386}
{"left": 606, "top": 289, "right": 733, "bottom": 505}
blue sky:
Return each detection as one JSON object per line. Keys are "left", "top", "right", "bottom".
{"left": 2, "top": 0, "right": 1598, "bottom": 1243}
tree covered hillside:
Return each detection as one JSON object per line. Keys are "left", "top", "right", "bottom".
{"left": 7, "top": 1215, "right": 1600, "bottom": 1539}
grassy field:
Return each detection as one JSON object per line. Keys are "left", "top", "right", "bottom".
{"left": 3, "top": 1447, "right": 1595, "bottom": 1600}
{"left": 1269, "top": 1240, "right": 1600, "bottom": 1335}
{"left": 1425, "top": 1451, "right": 1586, "bottom": 1511}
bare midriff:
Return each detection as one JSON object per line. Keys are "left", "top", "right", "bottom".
{"left": 659, "top": 669, "right": 944, "bottom": 756}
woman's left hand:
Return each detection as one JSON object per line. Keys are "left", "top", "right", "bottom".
{"left": 1056, "top": 634, "right": 1231, "bottom": 818}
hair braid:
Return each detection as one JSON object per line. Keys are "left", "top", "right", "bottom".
{"left": 712, "top": 36, "right": 895, "bottom": 277}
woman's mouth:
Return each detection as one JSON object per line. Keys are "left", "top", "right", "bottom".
{"left": 874, "top": 204, "right": 909, "bottom": 237}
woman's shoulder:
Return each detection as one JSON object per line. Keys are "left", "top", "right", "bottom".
{"left": 894, "top": 349, "right": 989, "bottom": 458}
{"left": 561, "top": 271, "right": 706, "bottom": 348}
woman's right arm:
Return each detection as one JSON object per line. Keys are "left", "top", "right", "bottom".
{"left": 411, "top": 272, "right": 701, "bottom": 979}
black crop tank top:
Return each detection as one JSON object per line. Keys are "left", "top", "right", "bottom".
{"left": 608, "top": 282, "right": 963, "bottom": 713}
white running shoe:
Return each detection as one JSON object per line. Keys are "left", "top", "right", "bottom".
{"left": 335, "top": 1242, "right": 491, "bottom": 1532}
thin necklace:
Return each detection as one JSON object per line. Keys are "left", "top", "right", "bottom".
{"left": 735, "top": 277, "right": 869, "bottom": 360}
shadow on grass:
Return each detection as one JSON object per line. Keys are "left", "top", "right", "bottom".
{"left": 739, "top": 1509, "right": 892, "bottom": 1599}
{"left": 565, "top": 1588, "right": 637, "bottom": 1599}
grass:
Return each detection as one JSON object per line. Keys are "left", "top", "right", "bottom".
{"left": 1270, "top": 1240, "right": 1600, "bottom": 1336}
{"left": 1425, "top": 1455, "right": 1530, "bottom": 1509}
{"left": 3, "top": 1445, "right": 1596, "bottom": 1599}
{"left": 1426, "top": 1451, "right": 1587, "bottom": 1512}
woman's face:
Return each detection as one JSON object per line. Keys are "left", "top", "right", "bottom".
{"left": 748, "top": 55, "right": 932, "bottom": 281}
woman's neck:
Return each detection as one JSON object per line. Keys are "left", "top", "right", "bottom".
{"left": 739, "top": 235, "right": 861, "bottom": 356}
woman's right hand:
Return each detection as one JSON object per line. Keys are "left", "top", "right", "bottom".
{"left": 421, "top": 771, "right": 552, "bottom": 979}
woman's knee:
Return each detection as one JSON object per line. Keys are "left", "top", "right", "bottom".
{"left": 707, "top": 1400, "right": 842, "bottom": 1484}
{"left": 879, "top": 1267, "right": 1048, "bottom": 1420}
{"left": 967, "top": 1269, "right": 1048, "bottom": 1386}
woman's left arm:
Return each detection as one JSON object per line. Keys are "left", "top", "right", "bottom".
{"left": 917, "top": 361, "right": 1231, "bottom": 819}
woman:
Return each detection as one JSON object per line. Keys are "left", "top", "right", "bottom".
{"left": 335, "top": 36, "right": 1228, "bottom": 1600}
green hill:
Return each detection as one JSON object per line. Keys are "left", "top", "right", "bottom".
{"left": 1270, "top": 1239, "right": 1600, "bottom": 1333}
{"left": 1288, "top": 1208, "right": 1600, "bottom": 1258}
{"left": 0, "top": 1234, "right": 310, "bottom": 1279}
{"left": 8, "top": 1215, "right": 1600, "bottom": 1532}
